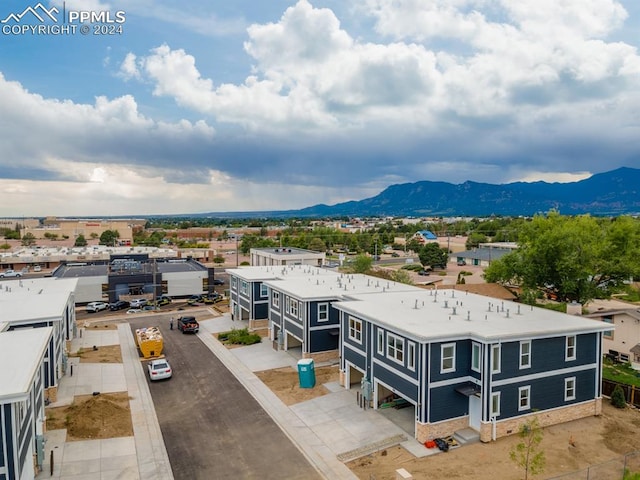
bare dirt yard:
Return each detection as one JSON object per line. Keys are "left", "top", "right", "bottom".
{"left": 46, "top": 392, "right": 133, "bottom": 441}
{"left": 347, "top": 401, "right": 640, "bottom": 480}
{"left": 70, "top": 344, "right": 122, "bottom": 363}
{"left": 255, "top": 365, "right": 340, "bottom": 406}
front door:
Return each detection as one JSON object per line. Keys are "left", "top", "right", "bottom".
{"left": 469, "top": 395, "right": 481, "bottom": 430}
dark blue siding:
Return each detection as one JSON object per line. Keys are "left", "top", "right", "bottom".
{"left": 309, "top": 330, "right": 338, "bottom": 353}
{"left": 238, "top": 296, "right": 250, "bottom": 311}
{"left": 374, "top": 363, "right": 419, "bottom": 403}
{"left": 255, "top": 303, "right": 268, "bottom": 319}
{"left": 429, "top": 384, "right": 469, "bottom": 422}
{"left": 3, "top": 404, "right": 13, "bottom": 478}
{"left": 308, "top": 301, "right": 340, "bottom": 328}
{"left": 496, "top": 369, "right": 597, "bottom": 419}
{"left": 429, "top": 340, "right": 470, "bottom": 382}
{"left": 284, "top": 320, "right": 303, "bottom": 339}
{"left": 344, "top": 345, "right": 367, "bottom": 371}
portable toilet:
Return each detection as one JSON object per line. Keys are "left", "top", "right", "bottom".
{"left": 297, "top": 359, "right": 315, "bottom": 388}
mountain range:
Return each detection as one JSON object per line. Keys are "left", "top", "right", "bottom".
{"left": 286, "top": 167, "right": 640, "bottom": 217}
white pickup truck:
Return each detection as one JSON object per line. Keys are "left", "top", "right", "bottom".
{"left": 0, "top": 269, "right": 23, "bottom": 278}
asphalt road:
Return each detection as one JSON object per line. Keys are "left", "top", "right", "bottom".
{"left": 128, "top": 312, "right": 321, "bottom": 480}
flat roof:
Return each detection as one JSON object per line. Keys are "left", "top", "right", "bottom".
{"left": 334, "top": 289, "right": 613, "bottom": 342}
{"left": 251, "top": 247, "right": 325, "bottom": 256}
{"left": 0, "top": 278, "right": 76, "bottom": 323}
{"left": 0, "top": 327, "right": 53, "bottom": 401}
{"left": 265, "top": 273, "right": 423, "bottom": 301}
{"left": 226, "top": 265, "right": 340, "bottom": 282}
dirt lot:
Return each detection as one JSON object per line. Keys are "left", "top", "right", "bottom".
{"left": 46, "top": 392, "right": 133, "bottom": 441}
{"left": 255, "top": 365, "right": 340, "bottom": 406}
{"left": 347, "top": 401, "right": 640, "bottom": 480}
{"left": 70, "top": 344, "right": 122, "bottom": 363}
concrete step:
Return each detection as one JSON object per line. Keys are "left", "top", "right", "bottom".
{"left": 453, "top": 427, "right": 480, "bottom": 445}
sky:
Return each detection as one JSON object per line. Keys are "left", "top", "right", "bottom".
{"left": 0, "top": 0, "right": 639, "bottom": 217}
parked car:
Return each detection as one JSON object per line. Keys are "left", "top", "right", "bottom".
{"left": 457, "top": 260, "right": 467, "bottom": 266}
{"left": 202, "top": 292, "right": 223, "bottom": 304}
{"left": 155, "top": 295, "right": 172, "bottom": 306}
{"left": 391, "top": 253, "right": 400, "bottom": 258}
{"left": 147, "top": 359, "right": 172, "bottom": 381}
{"left": 212, "top": 279, "right": 225, "bottom": 285}
{"left": 0, "top": 269, "right": 22, "bottom": 278}
{"left": 109, "top": 300, "right": 129, "bottom": 311}
{"left": 418, "top": 270, "right": 431, "bottom": 276}
{"left": 129, "top": 298, "right": 148, "bottom": 308}
{"left": 33, "top": 265, "right": 42, "bottom": 272}
{"left": 86, "top": 301, "right": 109, "bottom": 313}
{"left": 187, "top": 294, "right": 204, "bottom": 305}
{"left": 126, "top": 309, "right": 142, "bottom": 314}
{"left": 177, "top": 316, "right": 199, "bottom": 333}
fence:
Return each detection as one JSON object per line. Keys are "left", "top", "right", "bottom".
{"left": 548, "top": 451, "right": 640, "bottom": 479}
{"left": 602, "top": 379, "right": 640, "bottom": 408}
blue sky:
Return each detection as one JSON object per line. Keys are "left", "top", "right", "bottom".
{"left": 0, "top": 0, "right": 639, "bottom": 216}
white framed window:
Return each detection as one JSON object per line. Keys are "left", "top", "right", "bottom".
{"left": 348, "top": 316, "right": 363, "bottom": 343}
{"left": 518, "top": 386, "right": 531, "bottom": 411}
{"left": 260, "top": 284, "right": 269, "bottom": 297}
{"left": 565, "top": 377, "right": 576, "bottom": 401}
{"left": 290, "top": 299, "right": 299, "bottom": 318}
{"left": 272, "top": 291, "right": 279, "bottom": 308}
{"left": 519, "top": 340, "right": 531, "bottom": 369}
{"left": 441, "top": 343, "right": 456, "bottom": 373}
{"left": 231, "top": 276, "right": 237, "bottom": 289}
{"left": 377, "top": 330, "right": 384, "bottom": 355}
{"left": 491, "top": 344, "right": 501, "bottom": 374}
{"left": 318, "top": 303, "right": 329, "bottom": 322}
{"left": 387, "top": 333, "right": 404, "bottom": 364}
{"left": 491, "top": 392, "right": 501, "bottom": 417}
{"left": 566, "top": 335, "right": 576, "bottom": 361}
{"left": 407, "top": 341, "right": 416, "bottom": 371}
{"left": 471, "top": 342, "right": 481, "bottom": 373}
{"left": 240, "top": 280, "right": 248, "bottom": 295}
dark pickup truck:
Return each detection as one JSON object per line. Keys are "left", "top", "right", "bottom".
{"left": 177, "top": 316, "right": 199, "bottom": 334}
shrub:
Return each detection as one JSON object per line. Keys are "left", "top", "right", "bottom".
{"left": 218, "top": 328, "right": 261, "bottom": 346}
{"left": 611, "top": 385, "right": 626, "bottom": 408}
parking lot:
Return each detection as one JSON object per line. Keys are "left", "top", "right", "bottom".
{"left": 127, "top": 312, "right": 321, "bottom": 480}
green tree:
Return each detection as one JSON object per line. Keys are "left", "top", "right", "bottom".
{"left": 418, "top": 243, "right": 448, "bottom": 269}
{"left": 611, "top": 385, "right": 626, "bottom": 409}
{"left": 74, "top": 234, "right": 88, "bottom": 247}
{"left": 100, "top": 229, "right": 120, "bottom": 246}
{"left": 466, "top": 232, "right": 488, "bottom": 249}
{"left": 213, "top": 255, "right": 225, "bottom": 264}
{"left": 0, "top": 243, "right": 10, "bottom": 250}
{"left": 391, "top": 269, "right": 413, "bottom": 285}
{"left": 509, "top": 417, "right": 546, "bottom": 480}
{"left": 351, "top": 254, "right": 373, "bottom": 273}
{"left": 308, "top": 237, "right": 327, "bottom": 252}
{"left": 21, "top": 232, "right": 36, "bottom": 246}
{"left": 484, "top": 212, "right": 640, "bottom": 305}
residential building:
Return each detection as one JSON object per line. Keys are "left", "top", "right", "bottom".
{"left": 334, "top": 288, "right": 611, "bottom": 443}
{"left": 0, "top": 278, "right": 78, "bottom": 402}
{"left": 451, "top": 242, "right": 518, "bottom": 267}
{"left": 584, "top": 307, "right": 640, "bottom": 367}
{"left": 0, "top": 327, "right": 53, "bottom": 480}
{"left": 250, "top": 247, "right": 325, "bottom": 267}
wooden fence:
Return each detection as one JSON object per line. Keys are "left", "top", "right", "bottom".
{"left": 602, "top": 379, "right": 640, "bottom": 408}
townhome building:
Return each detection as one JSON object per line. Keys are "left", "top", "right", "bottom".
{"left": 0, "top": 327, "right": 53, "bottom": 480}
{"left": 0, "top": 278, "right": 78, "bottom": 402}
{"left": 333, "top": 288, "right": 612, "bottom": 443}
{"left": 584, "top": 307, "right": 640, "bottom": 367}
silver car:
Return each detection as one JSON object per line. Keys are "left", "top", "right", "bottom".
{"left": 148, "top": 359, "right": 172, "bottom": 381}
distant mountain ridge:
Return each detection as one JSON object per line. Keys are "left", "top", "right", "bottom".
{"left": 293, "top": 167, "right": 640, "bottom": 217}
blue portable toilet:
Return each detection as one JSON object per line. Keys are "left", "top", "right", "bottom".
{"left": 297, "top": 359, "right": 316, "bottom": 388}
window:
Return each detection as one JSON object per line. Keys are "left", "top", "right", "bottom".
{"left": 519, "top": 341, "right": 531, "bottom": 369}
{"left": 471, "top": 342, "right": 481, "bottom": 373}
{"left": 318, "top": 303, "right": 328, "bottom": 322}
{"left": 231, "top": 276, "right": 237, "bottom": 289}
{"left": 387, "top": 333, "right": 404, "bottom": 364}
{"left": 565, "top": 377, "right": 576, "bottom": 401}
{"left": 491, "top": 392, "right": 501, "bottom": 417}
{"left": 408, "top": 341, "right": 416, "bottom": 371}
{"left": 518, "top": 386, "right": 531, "bottom": 411}
{"left": 441, "top": 343, "right": 456, "bottom": 373}
{"left": 272, "top": 291, "right": 280, "bottom": 308}
{"left": 566, "top": 335, "right": 576, "bottom": 361}
{"left": 240, "top": 280, "right": 248, "bottom": 295}
{"left": 491, "top": 344, "right": 501, "bottom": 374}
{"left": 290, "top": 299, "right": 299, "bottom": 318}
{"left": 348, "top": 316, "right": 362, "bottom": 343}
{"left": 603, "top": 316, "right": 614, "bottom": 339}
{"left": 377, "top": 330, "right": 384, "bottom": 355}
{"left": 285, "top": 296, "right": 290, "bottom": 313}
{"left": 260, "top": 284, "right": 269, "bottom": 298}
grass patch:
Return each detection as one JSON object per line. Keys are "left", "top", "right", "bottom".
{"left": 603, "top": 359, "right": 640, "bottom": 388}
{"left": 217, "top": 328, "right": 261, "bottom": 346}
